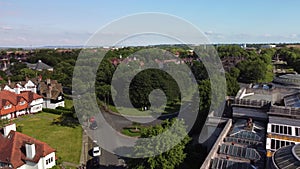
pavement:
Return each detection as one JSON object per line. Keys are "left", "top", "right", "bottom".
{"left": 81, "top": 104, "right": 191, "bottom": 168}
{"left": 80, "top": 129, "right": 90, "bottom": 165}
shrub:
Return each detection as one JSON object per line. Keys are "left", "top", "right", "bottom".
{"left": 43, "top": 108, "right": 71, "bottom": 115}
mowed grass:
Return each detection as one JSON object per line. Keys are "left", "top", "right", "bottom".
{"left": 65, "top": 98, "right": 74, "bottom": 109}
{"left": 14, "top": 112, "right": 82, "bottom": 164}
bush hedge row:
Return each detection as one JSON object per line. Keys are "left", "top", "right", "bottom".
{"left": 43, "top": 108, "right": 71, "bottom": 115}
{"left": 56, "top": 106, "right": 72, "bottom": 111}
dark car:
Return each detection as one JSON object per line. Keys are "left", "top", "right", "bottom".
{"left": 92, "top": 157, "right": 99, "bottom": 167}
{"left": 90, "top": 121, "right": 98, "bottom": 130}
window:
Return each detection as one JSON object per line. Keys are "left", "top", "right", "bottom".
{"left": 284, "top": 126, "right": 287, "bottom": 134}
{"left": 275, "top": 125, "right": 279, "bottom": 133}
{"left": 271, "top": 139, "right": 275, "bottom": 150}
{"left": 4, "top": 104, "right": 12, "bottom": 109}
{"left": 280, "top": 126, "right": 283, "bottom": 134}
{"left": 46, "top": 158, "right": 52, "bottom": 165}
{"left": 296, "top": 128, "right": 300, "bottom": 136}
{"left": 276, "top": 140, "right": 280, "bottom": 149}
{"left": 288, "top": 127, "right": 292, "bottom": 135}
{"left": 19, "top": 101, "right": 26, "bottom": 105}
{"left": 271, "top": 125, "right": 275, "bottom": 133}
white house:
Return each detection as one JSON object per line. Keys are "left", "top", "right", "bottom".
{"left": 0, "top": 124, "right": 56, "bottom": 169}
{"left": 37, "top": 79, "right": 65, "bottom": 109}
{"left": 0, "top": 90, "right": 43, "bottom": 120}
{"left": 2, "top": 77, "right": 65, "bottom": 110}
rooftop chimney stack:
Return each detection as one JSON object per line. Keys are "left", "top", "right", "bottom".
{"left": 25, "top": 142, "right": 36, "bottom": 159}
{"left": 46, "top": 78, "right": 51, "bottom": 85}
{"left": 3, "top": 123, "right": 16, "bottom": 137}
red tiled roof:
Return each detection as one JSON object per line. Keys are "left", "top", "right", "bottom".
{"left": 0, "top": 91, "right": 19, "bottom": 109}
{"left": 0, "top": 130, "right": 55, "bottom": 168}
{"left": 19, "top": 91, "right": 42, "bottom": 102}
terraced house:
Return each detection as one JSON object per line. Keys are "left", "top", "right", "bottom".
{"left": 0, "top": 90, "right": 43, "bottom": 119}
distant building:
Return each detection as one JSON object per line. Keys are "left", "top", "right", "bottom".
{"left": 0, "top": 123, "right": 56, "bottom": 169}
{"left": 25, "top": 60, "right": 53, "bottom": 71}
{"left": 261, "top": 44, "right": 276, "bottom": 49}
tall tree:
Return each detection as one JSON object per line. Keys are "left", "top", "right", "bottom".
{"left": 127, "top": 119, "right": 191, "bottom": 169}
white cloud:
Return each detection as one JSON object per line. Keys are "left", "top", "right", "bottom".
{"left": 0, "top": 26, "right": 13, "bottom": 30}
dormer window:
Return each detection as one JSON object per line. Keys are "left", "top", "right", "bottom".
{"left": 4, "top": 104, "right": 12, "bottom": 109}
{"left": 19, "top": 101, "right": 26, "bottom": 105}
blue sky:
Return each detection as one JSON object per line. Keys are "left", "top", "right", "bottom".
{"left": 0, "top": 0, "right": 300, "bottom": 46}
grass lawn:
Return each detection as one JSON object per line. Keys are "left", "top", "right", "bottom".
{"left": 65, "top": 98, "right": 74, "bottom": 109}
{"left": 107, "top": 104, "right": 181, "bottom": 116}
{"left": 14, "top": 112, "right": 82, "bottom": 164}
{"left": 121, "top": 127, "right": 143, "bottom": 137}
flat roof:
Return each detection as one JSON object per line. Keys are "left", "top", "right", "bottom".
{"left": 269, "top": 116, "right": 300, "bottom": 127}
{"left": 243, "top": 94, "right": 273, "bottom": 102}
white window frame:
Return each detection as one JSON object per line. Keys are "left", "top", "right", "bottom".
{"left": 4, "top": 104, "right": 12, "bottom": 109}
{"left": 19, "top": 101, "right": 26, "bottom": 105}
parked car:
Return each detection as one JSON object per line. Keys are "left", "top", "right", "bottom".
{"left": 90, "top": 121, "right": 98, "bottom": 130}
{"left": 93, "top": 146, "right": 101, "bottom": 157}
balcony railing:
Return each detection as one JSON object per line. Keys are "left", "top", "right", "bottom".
{"left": 268, "top": 105, "right": 300, "bottom": 118}
{"left": 233, "top": 98, "right": 271, "bottom": 107}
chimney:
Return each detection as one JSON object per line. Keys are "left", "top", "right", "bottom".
{"left": 3, "top": 123, "right": 16, "bottom": 137}
{"left": 25, "top": 142, "right": 36, "bottom": 159}
{"left": 48, "top": 85, "right": 52, "bottom": 99}
{"left": 15, "top": 85, "right": 20, "bottom": 94}
{"left": 46, "top": 78, "right": 51, "bottom": 85}
{"left": 38, "top": 75, "right": 42, "bottom": 82}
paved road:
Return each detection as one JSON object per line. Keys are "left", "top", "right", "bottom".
{"left": 84, "top": 104, "right": 191, "bottom": 168}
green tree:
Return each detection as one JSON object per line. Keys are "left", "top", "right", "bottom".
{"left": 20, "top": 68, "right": 36, "bottom": 78}
{"left": 226, "top": 73, "right": 240, "bottom": 96}
{"left": 237, "top": 59, "right": 268, "bottom": 83}
{"left": 127, "top": 119, "right": 191, "bottom": 169}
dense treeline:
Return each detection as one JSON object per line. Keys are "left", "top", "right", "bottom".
{"left": 216, "top": 45, "right": 275, "bottom": 83}
{"left": 277, "top": 47, "right": 300, "bottom": 73}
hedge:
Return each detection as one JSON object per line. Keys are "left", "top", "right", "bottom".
{"left": 43, "top": 108, "right": 71, "bottom": 115}
{"left": 56, "top": 106, "right": 72, "bottom": 111}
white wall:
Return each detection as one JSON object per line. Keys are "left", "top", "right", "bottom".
{"left": 30, "top": 98, "right": 43, "bottom": 106}
{"left": 16, "top": 152, "right": 56, "bottom": 169}
{"left": 1, "top": 114, "right": 11, "bottom": 120}
{"left": 42, "top": 152, "right": 56, "bottom": 169}
{"left": 43, "top": 99, "right": 65, "bottom": 109}
{"left": 30, "top": 104, "right": 42, "bottom": 113}
{"left": 16, "top": 110, "right": 26, "bottom": 116}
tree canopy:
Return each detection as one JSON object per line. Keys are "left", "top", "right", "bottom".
{"left": 126, "top": 119, "right": 191, "bottom": 169}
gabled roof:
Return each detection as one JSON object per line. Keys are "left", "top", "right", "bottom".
{"left": 38, "top": 80, "right": 63, "bottom": 100}
{"left": 19, "top": 91, "right": 42, "bottom": 102}
{"left": 0, "top": 130, "right": 55, "bottom": 168}
{"left": 25, "top": 60, "right": 53, "bottom": 71}
{"left": 0, "top": 90, "right": 19, "bottom": 108}
{"left": 35, "top": 60, "right": 53, "bottom": 70}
